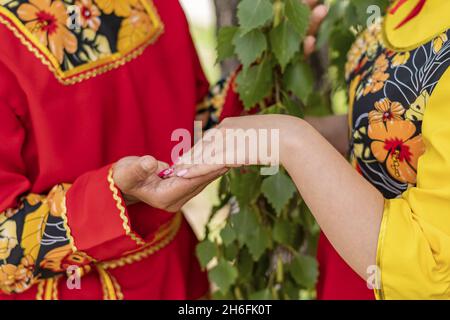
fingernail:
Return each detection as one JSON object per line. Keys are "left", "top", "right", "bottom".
{"left": 158, "top": 167, "right": 174, "bottom": 179}
{"left": 176, "top": 169, "right": 188, "bottom": 177}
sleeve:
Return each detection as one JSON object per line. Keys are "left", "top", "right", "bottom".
{"left": 195, "top": 70, "right": 244, "bottom": 130}
{"left": 0, "top": 64, "right": 145, "bottom": 295}
{"left": 375, "top": 68, "right": 450, "bottom": 300}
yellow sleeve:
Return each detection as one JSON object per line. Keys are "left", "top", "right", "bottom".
{"left": 376, "top": 68, "right": 450, "bottom": 299}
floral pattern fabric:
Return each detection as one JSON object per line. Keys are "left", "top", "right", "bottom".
{"left": 0, "top": 0, "right": 162, "bottom": 83}
{"left": 0, "top": 185, "right": 92, "bottom": 294}
{"left": 347, "top": 21, "right": 450, "bottom": 198}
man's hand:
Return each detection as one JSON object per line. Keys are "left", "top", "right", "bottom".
{"left": 112, "top": 156, "right": 228, "bottom": 212}
{"left": 303, "top": 0, "right": 328, "bottom": 57}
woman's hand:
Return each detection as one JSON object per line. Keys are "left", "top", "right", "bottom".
{"left": 113, "top": 155, "right": 228, "bottom": 212}
{"left": 173, "top": 115, "right": 301, "bottom": 178}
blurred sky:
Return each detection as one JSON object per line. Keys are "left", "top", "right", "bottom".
{"left": 179, "top": 0, "right": 220, "bottom": 83}
{"left": 180, "top": 0, "right": 216, "bottom": 27}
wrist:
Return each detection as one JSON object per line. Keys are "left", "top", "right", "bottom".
{"left": 280, "top": 117, "right": 309, "bottom": 167}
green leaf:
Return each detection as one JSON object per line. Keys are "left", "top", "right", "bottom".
{"left": 220, "top": 223, "right": 236, "bottom": 246}
{"left": 196, "top": 239, "right": 216, "bottom": 268}
{"left": 237, "top": 247, "right": 254, "bottom": 281}
{"left": 269, "top": 20, "right": 300, "bottom": 71}
{"left": 283, "top": 60, "right": 314, "bottom": 104}
{"left": 237, "top": 0, "right": 273, "bottom": 34}
{"left": 289, "top": 255, "right": 318, "bottom": 289}
{"left": 233, "top": 29, "right": 267, "bottom": 70}
{"left": 305, "top": 92, "right": 330, "bottom": 116}
{"left": 282, "top": 93, "right": 304, "bottom": 118}
{"left": 246, "top": 226, "right": 271, "bottom": 261}
{"left": 249, "top": 289, "right": 271, "bottom": 300}
{"left": 285, "top": 0, "right": 311, "bottom": 37}
{"left": 208, "top": 259, "right": 238, "bottom": 294}
{"left": 217, "top": 26, "right": 238, "bottom": 62}
{"left": 261, "top": 171, "right": 297, "bottom": 215}
{"left": 273, "top": 220, "right": 297, "bottom": 245}
{"left": 230, "top": 169, "right": 262, "bottom": 206}
{"left": 236, "top": 58, "right": 273, "bottom": 109}
{"left": 230, "top": 207, "right": 259, "bottom": 245}
{"left": 224, "top": 242, "right": 239, "bottom": 260}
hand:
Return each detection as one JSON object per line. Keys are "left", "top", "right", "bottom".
{"left": 303, "top": 0, "right": 328, "bottom": 57}
{"left": 173, "top": 115, "right": 302, "bottom": 179}
{"left": 113, "top": 155, "right": 228, "bottom": 212}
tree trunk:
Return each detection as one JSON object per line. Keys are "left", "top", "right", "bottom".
{"left": 213, "top": 0, "right": 239, "bottom": 76}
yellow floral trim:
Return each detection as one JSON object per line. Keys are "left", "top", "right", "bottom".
{"left": 35, "top": 279, "right": 44, "bottom": 300}
{"left": 60, "top": 197, "right": 77, "bottom": 253}
{"left": 0, "top": 0, "right": 164, "bottom": 85}
{"left": 52, "top": 275, "right": 61, "bottom": 300}
{"left": 33, "top": 212, "right": 182, "bottom": 299}
{"left": 374, "top": 200, "right": 390, "bottom": 300}
{"left": 109, "top": 271, "right": 124, "bottom": 300}
{"left": 96, "top": 265, "right": 121, "bottom": 300}
{"left": 107, "top": 166, "right": 146, "bottom": 246}
{"left": 36, "top": 275, "right": 61, "bottom": 300}
{"left": 99, "top": 212, "right": 182, "bottom": 270}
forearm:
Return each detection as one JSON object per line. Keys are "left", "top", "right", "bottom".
{"left": 304, "top": 115, "right": 349, "bottom": 155}
{"left": 281, "top": 118, "right": 384, "bottom": 279}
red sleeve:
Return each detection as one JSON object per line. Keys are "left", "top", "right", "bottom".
{"left": 0, "top": 63, "right": 143, "bottom": 294}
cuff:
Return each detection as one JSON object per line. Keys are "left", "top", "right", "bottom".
{"left": 65, "top": 165, "right": 145, "bottom": 261}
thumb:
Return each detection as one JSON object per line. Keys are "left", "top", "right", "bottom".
{"left": 114, "top": 156, "right": 158, "bottom": 192}
{"left": 134, "top": 156, "right": 159, "bottom": 180}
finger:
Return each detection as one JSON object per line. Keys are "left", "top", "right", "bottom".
{"left": 175, "top": 163, "right": 227, "bottom": 179}
{"left": 166, "top": 173, "right": 225, "bottom": 212}
{"left": 165, "top": 167, "right": 229, "bottom": 197}
{"left": 307, "top": 4, "right": 328, "bottom": 36}
{"left": 304, "top": 35, "right": 316, "bottom": 57}
{"left": 157, "top": 162, "right": 172, "bottom": 178}
{"left": 156, "top": 168, "right": 226, "bottom": 210}
{"left": 113, "top": 155, "right": 159, "bottom": 193}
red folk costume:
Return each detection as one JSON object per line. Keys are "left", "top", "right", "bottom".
{"left": 0, "top": 0, "right": 240, "bottom": 300}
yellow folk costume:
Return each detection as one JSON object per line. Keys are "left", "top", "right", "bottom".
{"left": 326, "top": 0, "right": 450, "bottom": 299}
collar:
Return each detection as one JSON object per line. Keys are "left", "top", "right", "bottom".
{"left": 383, "top": 0, "right": 450, "bottom": 51}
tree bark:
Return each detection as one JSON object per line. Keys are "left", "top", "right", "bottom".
{"left": 213, "top": 0, "right": 239, "bottom": 76}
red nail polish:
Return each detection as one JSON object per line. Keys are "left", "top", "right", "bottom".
{"left": 158, "top": 167, "right": 174, "bottom": 179}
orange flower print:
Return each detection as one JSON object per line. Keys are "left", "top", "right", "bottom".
{"left": 17, "top": 0, "right": 78, "bottom": 64}
{"left": 117, "top": 3, "right": 153, "bottom": 52}
{"left": 94, "top": 0, "right": 139, "bottom": 17}
{"left": 433, "top": 32, "right": 448, "bottom": 54}
{"left": 0, "top": 215, "right": 18, "bottom": 261}
{"left": 47, "top": 184, "right": 70, "bottom": 217}
{"left": 369, "top": 98, "right": 405, "bottom": 124}
{"left": 0, "top": 256, "right": 35, "bottom": 294}
{"left": 391, "top": 52, "right": 410, "bottom": 67}
{"left": 345, "top": 23, "right": 381, "bottom": 79}
{"left": 361, "top": 54, "right": 390, "bottom": 97}
{"left": 40, "top": 244, "right": 92, "bottom": 273}
{"left": 75, "top": 0, "right": 101, "bottom": 31}
{"left": 369, "top": 120, "right": 425, "bottom": 184}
